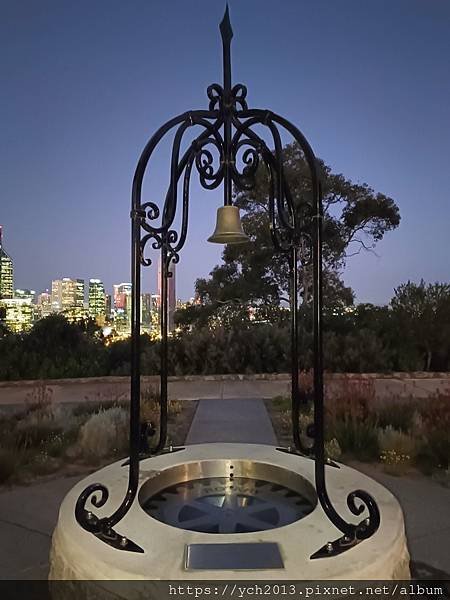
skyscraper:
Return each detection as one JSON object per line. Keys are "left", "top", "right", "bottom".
{"left": 1, "top": 298, "right": 34, "bottom": 333}
{"left": 0, "top": 226, "right": 13, "bottom": 300}
{"left": 157, "top": 257, "right": 176, "bottom": 332}
{"left": 113, "top": 283, "right": 132, "bottom": 311}
{"left": 88, "top": 279, "right": 106, "bottom": 323}
{"left": 37, "top": 291, "right": 52, "bottom": 319}
{"left": 112, "top": 283, "right": 132, "bottom": 334}
{"left": 51, "top": 278, "right": 85, "bottom": 322}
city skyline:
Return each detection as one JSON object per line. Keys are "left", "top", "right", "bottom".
{"left": 0, "top": 224, "right": 185, "bottom": 302}
{"left": 0, "top": 225, "right": 185, "bottom": 334}
{"left": 1, "top": 1, "right": 450, "bottom": 304}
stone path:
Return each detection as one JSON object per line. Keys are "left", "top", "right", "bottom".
{"left": 186, "top": 398, "right": 277, "bottom": 445}
{"left": 0, "top": 397, "right": 449, "bottom": 579}
{"left": 352, "top": 465, "right": 450, "bottom": 578}
{"left": 0, "top": 475, "right": 83, "bottom": 579}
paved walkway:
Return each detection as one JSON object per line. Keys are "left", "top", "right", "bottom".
{"left": 0, "top": 475, "right": 83, "bottom": 579}
{"left": 0, "top": 397, "right": 449, "bottom": 579}
{"left": 186, "top": 398, "right": 277, "bottom": 445}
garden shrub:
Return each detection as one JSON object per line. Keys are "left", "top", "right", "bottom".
{"left": 376, "top": 400, "right": 418, "bottom": 433}
{"left": 331, "top": 420, "right": 380, "bottom": 461}
{"left": 378, "top": 426, "right": 418, "bottom": 458}
{"left": 77, "top": 407, "right": 129, "bottom": 462}
{"left": 325, "top": 438, "right": 342, "bottom": 461}
{"left": 415, "top": 393, "right": 450, "bottom": 471}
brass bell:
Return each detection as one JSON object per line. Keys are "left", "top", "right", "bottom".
{"left": 207, "top": 205, "right": 250, "bottom": 244}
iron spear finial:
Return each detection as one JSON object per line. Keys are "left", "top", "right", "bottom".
{"left": 220, "top": 5, "right": 233, "bottom": 93}
{"left": 220, "top": 5, "right": 233, "bottom": 46}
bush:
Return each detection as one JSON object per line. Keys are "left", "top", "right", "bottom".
{"left": 331, "top": 420, "right": 380, "bottom": 461}
{"left": 378, "top": 426, "right": 418, "bottom": 458}
{"left": 376, "top": 400, "right": 418, "bottom": 433}
{"left": 380, "top": 450, "right": 412, "bottom": 475}
{"left": 15, "top": 421, "right": 62, "bottom": 449}
{"left": 77, "top": 407, "right": 129, "bottom": 462}
{"left": 415, "top": 394, "right": 450, "bottom": 471}
{"left": 325, "top": 438, "right": 342, "bottom": 461}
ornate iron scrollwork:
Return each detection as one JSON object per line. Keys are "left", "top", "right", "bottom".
{"left": 75, "top": 5, "right": 380, "bottom": 556}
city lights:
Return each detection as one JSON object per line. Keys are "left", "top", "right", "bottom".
{"left": 0, "top": 225, "right": 185, "bottom": 336}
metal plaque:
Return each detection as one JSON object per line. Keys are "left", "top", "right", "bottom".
{"left": 185, "top": 542, "right": 284, "bottom": 570}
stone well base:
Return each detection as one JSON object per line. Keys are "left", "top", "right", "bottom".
{"left": 50, "top": 444, "right": 410, "bottom": 584}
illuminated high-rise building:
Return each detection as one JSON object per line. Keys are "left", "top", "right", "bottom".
{"left": 112, "top": 283, "right": 132, "bottom": 335}
{"left": 157, "top": 257, "right": 176, "bottom": 332}
{"left": 37, "top": 291, "right": 52, "bottom": 319}
{"left": 88, "top": 279, "right": 106, "bottom": 323}
{"left": 15, "top": 289, "right": 35, "bottom": 302}
{"left": 51, "top": 278, "right": 86, "bottom": 321}
{"left": 0, "top": 226, "right": 13, "bottom": 300}
{"left": 113, "top": 283, "right": 132, "bottom": 310}
{"left": 51, "top": 278, "right": 85, "bottom": 312}
{"left": 1, "top": 298, "right": 34, "bottom": 332}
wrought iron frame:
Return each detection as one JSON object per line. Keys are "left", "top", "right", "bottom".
{"left": 75, "top": 7, "right": 380, "bottom": 559}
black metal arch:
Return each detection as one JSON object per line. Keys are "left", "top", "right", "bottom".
{"left": 75, "top": 6, "right": 380, "bottom": 559}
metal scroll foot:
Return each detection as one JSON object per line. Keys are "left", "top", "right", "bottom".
{"left": 310, "top": 490, "right": 381, "bottom": 559}
{"left": 75, "top": 484, "right": 144, "bottom": 554}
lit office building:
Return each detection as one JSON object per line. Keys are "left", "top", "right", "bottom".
{"left": 15, "top": 289, "right": 35, "bottom": 302}
{"left": 112, "top": 283, "right": 132, "bottom": 335}
{"left": 113, "top": 283, "right": 132, "bottom": 310}
{"left": 51, "top": 278, "right": 86, "bottom": 322}
{"left": 88, "top": 279, "right": 106, "bottom": 324}
{"left": 51, "top": 278, "right": 85, "bottom": 312}
{"left": 0, "top": 226, "right": 13, "bottom": 300}
{"left": 1, "top": 298, "right": 34, "bottom": 333}
{"left": 36, "top": 291, "right": 52, "bottom": 319}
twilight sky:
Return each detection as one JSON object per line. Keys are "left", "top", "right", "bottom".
{"left": 1, "top": 0, "right": 449, "bottom": 303}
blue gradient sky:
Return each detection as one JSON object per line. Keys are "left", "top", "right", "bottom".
{"left": 1, "top": 0, "right": 449, "bottom": 303}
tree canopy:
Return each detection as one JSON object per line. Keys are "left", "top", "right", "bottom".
{"left": 185, "top": 142, "right": 400, "bottom": 328}
{"left": 390, "top": 280, "right": 450, "bottom": 371}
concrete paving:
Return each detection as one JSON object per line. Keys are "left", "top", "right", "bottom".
{"left": 186, "top": 398, "right": 278, "bottom": 445}
{"left": 0, "top": 475, "right": 83, "bottom": 579}
{"left": 352, "top": 466, "right": 450, "bottom": 578}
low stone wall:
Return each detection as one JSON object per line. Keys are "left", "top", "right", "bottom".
{"left": 0, "top": 371, "right": 449, "bottom": 388}
{"left": 0, "top": 372, "right": 448, "bottom": 409}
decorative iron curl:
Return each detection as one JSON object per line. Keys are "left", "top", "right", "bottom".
{"left": 348, "top": 490, "right": 381, "bottom": 540}
{"left": 75, "top": 483, "right": 109, "bottom": 533}
{"left": 206, "top": 83, "right": 248, "bottom": 111}
{"left": 141, "top": 201, "right": 160, "bottom": 222}
{"left": 207, "top": 84, "right": 224, "bottom": 111}
{"left": 194, "top": 138, "right": 224, "bottom": 190}
{"left": 139, "top": 232, "right": 163, "bottom": 267}
{"left": 231, "top": 138, "right": 260, "bottom": 190}
{"left": 231, "top": 84, "right": 248, "bottom": 110}
{"left": 166, "top": 230, "right": 181, "bottom": 271}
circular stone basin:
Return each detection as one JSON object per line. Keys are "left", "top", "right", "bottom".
{"left": 50, "top": 444, "right": 411, "bottom": 582}
{"left": 139, "top": 460, "right": 317, "bottom": 533}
